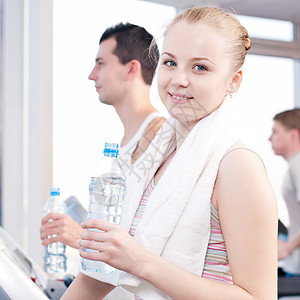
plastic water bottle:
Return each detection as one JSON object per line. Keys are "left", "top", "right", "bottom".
{"left": 43, "top": 187, "right": 67, "bottom": 275}
{"left": 81, "top": 142, "right": 126, "bottom": 273}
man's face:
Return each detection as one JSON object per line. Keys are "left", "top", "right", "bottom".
{"left": 269, "top": 120, "right": 291, "bottom": 158}
{"left": 88, "top": 38, "right": 127, "bottom": 105}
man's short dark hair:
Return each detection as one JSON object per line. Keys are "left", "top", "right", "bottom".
{"left": 274, "top": 108, "right": 300, "bottom": 135}
{"left": 100, "top": 23, "right": 159, "bottom": 85}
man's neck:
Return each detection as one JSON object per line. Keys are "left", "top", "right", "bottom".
{"left": 113, "top": 88, "right": 157, "bottom": 147}
{"left": 285, "top": 147, "right": 300, "bottom": 160}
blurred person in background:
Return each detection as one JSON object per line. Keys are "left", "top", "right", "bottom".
{"left": 270, "top": 108, "right": 300, "bottom": 276}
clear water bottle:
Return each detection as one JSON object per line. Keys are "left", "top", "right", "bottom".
{"left": 43, "top": 187, "right": 67, "bottom": 275}
{"left": 81, "top": 142, "right": 126, "bottom": 273}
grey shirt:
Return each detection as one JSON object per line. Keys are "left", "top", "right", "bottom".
{"left": 282, "top": 151, "right": 300, "bottom": 274}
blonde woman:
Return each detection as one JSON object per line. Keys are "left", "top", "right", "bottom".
{"left": 62, "top": 7, "right": 277, "bottom": 300}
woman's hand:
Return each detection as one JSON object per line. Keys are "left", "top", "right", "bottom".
{"left": 78, "top": 219, "right": 151, "bottom": 277}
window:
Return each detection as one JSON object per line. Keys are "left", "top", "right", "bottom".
{"left": 237, "top": 54, "right": 294, "bottom": 225}
{"left": 239, "top": 15, "right": 294, "bottom": 42}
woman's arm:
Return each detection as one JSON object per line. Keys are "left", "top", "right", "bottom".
{"left": 212, "top": 148, "right": 278, "bottom": 299}
{"left": 78, "top": 149, "right": 278, "bottom": 299}
{"left": 61, "top": 272, "right": 114, "bottom": 299}
{"left": 136, "top": 149, "right": 277, "bottom": 299}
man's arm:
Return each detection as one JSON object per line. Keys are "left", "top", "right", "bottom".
{"left": 278, "top": 232, "right": 300, "bottom": 259}
{"left": 278, "top": 161, "right": 300, "bottom": 260}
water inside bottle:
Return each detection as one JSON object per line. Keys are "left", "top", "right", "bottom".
{"left": 81, "top": 174, "right": 126, "bottom": 273}
{"left": 44, "top": 242, "right": 66, "bottom": 273}
{"left": 88, "top": 175, "right": 125, "bottom": 224}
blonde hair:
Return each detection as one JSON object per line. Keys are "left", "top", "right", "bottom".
{"left": 165, "top": 7, "right": 251, "bottom": 72}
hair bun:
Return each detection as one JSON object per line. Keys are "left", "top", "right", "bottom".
{"left": 245, "top": 37, "right": 252, "bottom": 51}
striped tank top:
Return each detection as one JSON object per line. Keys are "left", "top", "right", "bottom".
{"left": 129, "top": 178, "right": 232, "bottom": 299}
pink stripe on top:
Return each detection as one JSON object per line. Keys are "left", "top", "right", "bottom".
{"left": 129, "top": 177, "right": 155, "bottom": 238}
{"left": 202, "top": 203, "right": 233, "bottom": 283}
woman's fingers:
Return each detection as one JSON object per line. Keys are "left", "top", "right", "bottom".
{"left": 81, "top": 219, "right": 114, "bottom": 231}
{"left": 81, "top": 229, "right": 106, "bottom": 242}
{"left": 80, "top": 219, "right": 118, "bottom": 243}
{"left": 79, "top": 247, "right": 109, "bottom": 262}
{"left": 78, "top": 238, "right": 106, "bottom": 251}
{"left": 79, "top": 240, "right": 114, "bottom": 265}
{"left": 78, "top": 221, "right": 148, "bottom": 275}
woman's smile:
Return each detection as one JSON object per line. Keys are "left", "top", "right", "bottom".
{"left": 168, "top": 92, "right": 193, "bottom": 104}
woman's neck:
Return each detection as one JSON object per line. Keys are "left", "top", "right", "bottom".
{"left": 175, "top": 121, "right": 196, "bottom": 150}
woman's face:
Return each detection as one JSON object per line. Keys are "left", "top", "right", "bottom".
{"left": 158, "top": 20, "right": 237, "bottom": 128}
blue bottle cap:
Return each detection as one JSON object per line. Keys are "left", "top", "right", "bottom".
{"left": 103, "top": 142, "right": 119, "bottom": 158}
{"left": 50, "top": 187, "right": 60, "bottom": 196}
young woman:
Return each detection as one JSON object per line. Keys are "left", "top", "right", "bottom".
{"left": 62, "top": 7, "right": 277, "bottom": 299}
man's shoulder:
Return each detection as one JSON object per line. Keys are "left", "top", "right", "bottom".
{"left": 131, "top": 116, "right": 166, "bottom": 163}
{"left": 289, "top": 151, "right": 300, "bottom": 176}
{"left": 143, "top": 116, "right": 166, "bottom": 141}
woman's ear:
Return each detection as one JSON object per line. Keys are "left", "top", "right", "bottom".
{"left": 126, "top": 59, "right": 142, "bottom": 80}
{"left": 228, "top": 69, "right": 243, "bottom": 95}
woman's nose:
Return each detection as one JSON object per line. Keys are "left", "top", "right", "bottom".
{"left": 171, "top": 69, "right": 189, "bottom": 87}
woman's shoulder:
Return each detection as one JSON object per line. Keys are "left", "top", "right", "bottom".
{"left": 220, "top": 142, "right": 266, "bottom": 174}
{"left": 212, "top": 142, "right": 274, "bottom": 210}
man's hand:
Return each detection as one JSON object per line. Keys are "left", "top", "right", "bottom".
{"left": 278, "top": 239, "right": 292, "bottom": 260}
{"left": 40, "top": 213, "right": 84, "bottom": 249}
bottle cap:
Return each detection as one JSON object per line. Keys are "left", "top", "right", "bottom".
{"left": 103, "top": 142, "right": 119, "bottom": 158}
{"left": 50, "top": 187, "right": 60, "bottom": 196}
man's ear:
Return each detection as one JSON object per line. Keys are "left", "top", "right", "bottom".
{"left": 126, "top": 59, "right": 142, "bottom": 80}
{"left": 290, "top": 128, "right": 300, "bottom": 143}
{"left": 228, "top": 69, "right": 243, "bottom": 95}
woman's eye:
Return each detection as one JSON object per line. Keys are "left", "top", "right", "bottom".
{"left": 194, "top": 65, "right": 207, "bottom": 71}
{"left": 163, "top": 60, "right": 176, "bottom": 67}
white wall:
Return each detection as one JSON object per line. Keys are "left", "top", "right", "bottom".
{"left": 2, "top": 0, "right": 53, "bottom": 267}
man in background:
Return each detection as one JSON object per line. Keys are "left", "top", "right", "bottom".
{"left": 40, "top": 23, "right": 164, "bottom": 299}
{"left": 269, "top": 108, "right": 300, "bottom": 276}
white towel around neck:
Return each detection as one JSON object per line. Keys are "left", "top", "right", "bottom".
{"left": 80, "top": 98, "right": 242, "bottom": 299}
